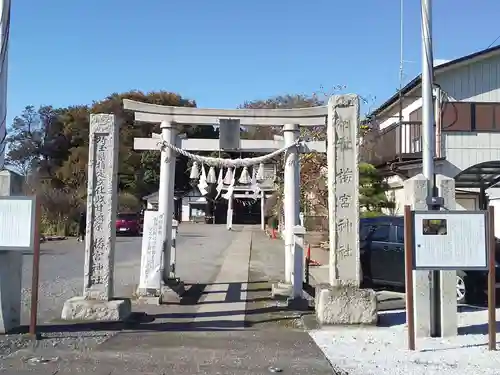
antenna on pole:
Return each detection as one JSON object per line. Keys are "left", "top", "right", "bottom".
{"left": 397, "top": 0, "right": 404, "bottom": 155}
{"left": 399, "top": 0, "right": 404, "bottom": 94}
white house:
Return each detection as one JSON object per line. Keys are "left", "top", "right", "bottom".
{"left": 364, "top": 45, "right": 500, "bottom": 235}
{"left": 0, "top": 169, "right": 24, "bottom": 195}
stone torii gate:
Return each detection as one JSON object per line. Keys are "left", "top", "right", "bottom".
{"left": 126, "top": 99, "right": 325, "bottom": 298}
{"left": 125, "top": 95, "right": 377, "bottom": 322}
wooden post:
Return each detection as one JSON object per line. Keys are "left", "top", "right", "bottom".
{"left": 488, "top": 205, "right": 496, "bottom": 351}
{"left": 404, "top": 205, "right": 416, "bottom": 351}
{"left": 29, "top": 196, "right": 41, "bottom": 338}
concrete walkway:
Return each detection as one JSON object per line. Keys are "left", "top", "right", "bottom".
{"left": 182, "top": 228, "right": 251, "bottom": 328}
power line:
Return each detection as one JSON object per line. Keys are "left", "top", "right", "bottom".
{"left": 487, "top": 35, "right": 500, "bottom": 49}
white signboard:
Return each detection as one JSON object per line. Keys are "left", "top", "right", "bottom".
{"left": 0, "top": 196, "right": 36, "bottom": 251}
{"left": 138, "top": 210, "right": 165, "bottom": 291}
{"left": 412, "top": 210, "right": 488, "bottom": 270}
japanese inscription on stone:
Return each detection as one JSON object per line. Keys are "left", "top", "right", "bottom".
{"left": 84, "top": 114, "right": 119, "bottom": 300}
{"left": 327, "top": 95, "right": 360, "bottom": 285}
{"left": 138, "top": 211, "right": 165, "bottom": 293}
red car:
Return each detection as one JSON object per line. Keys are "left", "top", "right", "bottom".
{"left": 116, "top": 212, "right": 142, "bottom": 236}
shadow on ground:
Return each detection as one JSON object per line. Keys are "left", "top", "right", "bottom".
{"left": 9, "top": 280, "right": 312, "bottom": 338}
{"left": 377, "top": 304, "right": 489, "bottom": 331}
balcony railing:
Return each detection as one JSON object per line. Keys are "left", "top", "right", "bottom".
{"left": 361, "top": 122, "right": 422, "bottom": 166}
{"left": 361, "top": 101, "right": 500, "bottom": 166}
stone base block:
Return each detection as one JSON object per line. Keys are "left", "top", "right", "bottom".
{"left": 136, "top": 287, "right": 161, "bottom": 305}
{"left": 61, "top": 296, "right": 132, "bottom": 321}
{"left": 136, "top": 287, "right": 160, "bottom": 296}
{"left": 271, "top": 282, "right": 293, "bottom": 299}
{"left": 137, "top": 296, "right": 161, "bottom": 305}
{"left": 0, "top": 251, "right": 22, "bottom": 334}
{"left": 159, "top": 281, "right": 186, "bottom": 304}
{"left": 315, "top": 284, "right": 378, "bottom": 325}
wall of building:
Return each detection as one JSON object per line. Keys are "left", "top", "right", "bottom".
{"left": 443, "top": 132, "right": 500, "bottom": 172}
{"left": 374, "top": 53, "right": 500, "bottom": 234}
{"left": 383, "top": 162, "right": 500, "bottom": 235}
{"left": 438, "top": 53, "right": 500, "bottom": 102}
{"left": 376, "top": 52, "right": 500, "bottom": 149}
{"left": 181, "top": 195, "right": 206, "bottom": 222}
{"left": 377, "top": 96, "right": 423, "bottom": 131}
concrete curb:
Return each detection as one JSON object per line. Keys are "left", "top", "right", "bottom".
{"left": 40, "top": 236, "right": 67, "bottom": 243}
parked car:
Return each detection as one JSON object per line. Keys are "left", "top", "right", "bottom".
{"left": 359, "top": 216, "right": 500, "bottom": 304}
{"left": 116, "top": 212, "right": 142, "bottom": 236}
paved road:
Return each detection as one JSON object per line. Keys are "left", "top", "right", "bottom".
{"left": 20, "top": 224, "right": 238, "bottom": 324}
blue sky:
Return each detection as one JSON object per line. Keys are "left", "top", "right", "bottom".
{"left": 7, "top": 0, "right": 500, "bottom": 123}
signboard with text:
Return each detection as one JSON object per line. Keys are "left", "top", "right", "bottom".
{"left": 0, "top": 196, "right": 37, "bottom": 251}
{"left": 412, "top": 210, "right": 488, "bottom": 270}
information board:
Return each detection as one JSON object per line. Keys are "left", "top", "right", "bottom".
{"left": 0, "top": 196, "right": 36, "bottom": 251}
{"left": 412, "top": 210, "right": 488, "bottom": 270}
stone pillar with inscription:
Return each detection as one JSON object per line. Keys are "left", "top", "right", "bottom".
{"left": 137, "top": 210, "right": 165, "bottom": 300}
{"left": 315, "top": 94, "right": 377, "bottom": 325}
{"left": 61, "top": 114, "right": 132, "bottom": 321}
{"left": 436, "top": 174, "right": 458, "bottom": 337}
{"left": 403, "top": 173, "right": 431, "bottom": 337}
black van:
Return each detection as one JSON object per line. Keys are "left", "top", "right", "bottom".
{"left": 360, "top": 216, "right": 500, "bottom": 304}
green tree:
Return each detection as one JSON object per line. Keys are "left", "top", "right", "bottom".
{"left": 8, "top": 90, "right": 204, "bottom": 234}
{"left": 359, "top": 162, "right": 395, "bottom": 216}
{"left": 6, "top": 105, "right": 48, "bottom": 175}
{"left": 239, "top": 92, "right": 394, "bottom": 223}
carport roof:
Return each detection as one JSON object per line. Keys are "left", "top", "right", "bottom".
{"left": 454, "top": 161, "right": 500, "bottom": 189}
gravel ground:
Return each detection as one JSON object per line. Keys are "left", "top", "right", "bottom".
{"left": 0, "top": 331, "right": 112, "bottom": 360}
{"left": 311, "top": 306, "right": 500, "bottom": 375}
{"left": 20, "top": 236, "right": 144, "bottom": 324}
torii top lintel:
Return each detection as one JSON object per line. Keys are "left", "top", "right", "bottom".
{"left": 122, "top": 99, "right": 328, "bottom": 127}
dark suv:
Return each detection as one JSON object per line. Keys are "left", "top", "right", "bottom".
{"left": 360, "top": 216, "right": 500, "bottom": 304}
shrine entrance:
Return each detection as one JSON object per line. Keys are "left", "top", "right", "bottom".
{"left": 124, "top": 94, "right": 361, "bottom": 303}
{"left": 55, "top": 95, "right": 368, "bottom": 328}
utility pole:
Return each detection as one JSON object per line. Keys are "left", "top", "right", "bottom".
{"left": 0, "top": 0, "right": 10, "bottom": 169}
{"left": 421, "top": 0, "right": 441, "bottom": 337}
